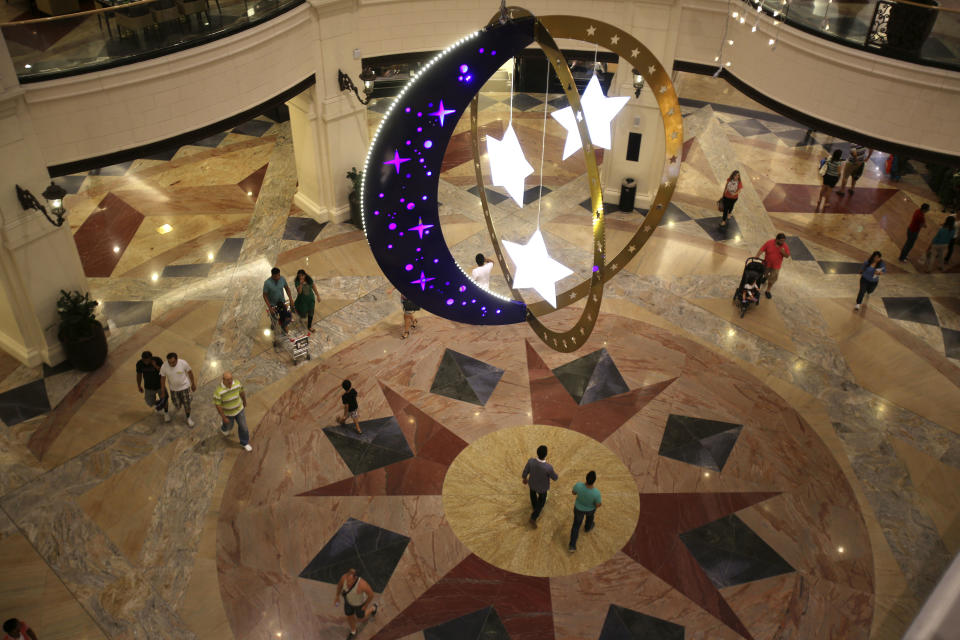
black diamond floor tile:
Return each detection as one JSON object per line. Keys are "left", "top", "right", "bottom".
{"left": 784, "top": 236, "right": 816, "bottom": 261}
{"left": 283, "top": 217, "right": 327, "bottom": 242}
{"left": 818, "top": 261, "right": 866, "bottom": 275}
{"left": 552, "top": 348, "right": 628, "bottom": 405}
{"left": 192, "top": 132, "right": 229, "bottom": 148}
{"left": 599, "top": 605, "right": 684, "bottom": 640}
{"left": 679, "top": 514, "right": 794, "bottom": 589}
{"left": 882, "top": 297, "right": 940, "bottom": 326}
{"left": 322, "top": 417, "right": 414, "bottom": 475}
{"left": 430, "top": 349, "right": 504, "bottom": 406}
{"left": 477, "top": 94, "right": 503, "bottom": 110}
{"left": 42, "top": 360, "right": 73, "bottom": 378}
{"left": 944, "top": 328, "right": 960, "bottom": 359}
{"left": 161, "top": 263, "right": 214, "bottom": 278}
{"left": 511, "top": 93, "right": 544, "bottom": 111}
{"left": 53, "top": 175, "right": 86, "bottom": 194}
{"left": 579, "top": 198, "right": 635, "bottom": 214}
{"left": 231, "top": 119, "right": 273, "bottom": 137}
{"left": 214, "top": 237, "right": 244, "bottom": 263}
{"left": 100, "top": 300, "right": 154, "bottom": 328}
{"left": 522, "top": 185, "right": 551, "bottom": 205}
{"left": 299, "top": 518, "right": 410, "bottom": 592}
{"left": 659, "top": 414, "right": 743, "bottom": 472}
{"left": 642, "top": 202, "right": 691, "bottom": 226}
{"left": 694, "top": 216, "right": 742, "bottom": 242}
{"left": 0, "top": 379, "right": 50, "bottom": 427}
{"left": 467, "top": 185, "right": 510, "bottom": 206}
{"left": 728, "top": 119, "right": 771, "bottom": 138}
{"left": 424, "top": 606, "right": 510, "bottom": 640}
{"left": 547, "top": 95, "right": 569, "bottom": 109}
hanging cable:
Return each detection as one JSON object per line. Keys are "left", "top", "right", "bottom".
{"left": 536, "top": 56, "right": 550, "bottom": 229}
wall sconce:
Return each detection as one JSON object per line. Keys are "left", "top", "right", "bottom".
{"left": 631, "top": 69, "right": 644, "bottom": 98}
{"left": 337, "top": 67, "right": 377, "bottom": 105}
{"left": 15, "top": 182, "right": 67, "bottom": 227}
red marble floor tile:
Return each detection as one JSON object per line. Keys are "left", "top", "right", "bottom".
{"left": 380, "top": 383, "right": 468, "bottom": 464}
{"left": 297, "top": 456, "right": 452, "bottom": 496}
{"left": 620, "top": 492, "right": 780, "bottom": 640}
{"left": 763, "top": 184, "right": 899, "bottom": 214}
{"left": 682, "top": 136, "right": 695, "bottom": 162}
{"left": 526, "top": 341, "right": 579, "bottom": 427}
{"left": 72, "top": 193, "right": 144, "bottom": 277}
{"left": 370, "top": 554, "right": 553, "bottom": 640}
{"left": 237, "top": 163, "right": 269, "bottom": 200}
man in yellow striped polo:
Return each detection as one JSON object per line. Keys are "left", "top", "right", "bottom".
{"left": 214, "top": 372, "right": 252, "bottom": 452}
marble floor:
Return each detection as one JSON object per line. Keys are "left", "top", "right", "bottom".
{"left": 0, "top": 70, "right": 959, "bottom": 639}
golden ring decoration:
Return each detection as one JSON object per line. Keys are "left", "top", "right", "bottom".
{"left": 470, "top": 8, "right": 682, "bottom": 352}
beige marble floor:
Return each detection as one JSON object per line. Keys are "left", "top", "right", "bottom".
{"left": 0, "top": 71, "right": 957, "bottom": 640}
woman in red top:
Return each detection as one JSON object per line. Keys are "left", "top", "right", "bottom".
{"left": 719, "top": 170, "right": 742, "bottom": 228}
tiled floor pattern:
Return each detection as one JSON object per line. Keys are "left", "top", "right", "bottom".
{"left": 0, "top": 72, "right": 956, "bottom": 639}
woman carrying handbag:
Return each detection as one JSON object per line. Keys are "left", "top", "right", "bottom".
{"left": 718, "top": 170, "right": 743, "bottom": 228}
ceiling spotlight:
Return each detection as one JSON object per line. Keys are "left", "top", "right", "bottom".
{"left": 739, "top": 16, "right": 745, "bottom": 23}
{"left": 714, "top": 55, "right": 720, "bottom": 62}
{"left": 728, "top": 39, "right": 734, "bottom": 45}
{"left": 732, "top": 10, "right": 738, "bottom": 17}
{"left": 769, "top": 38, "right": 776, "bottom": 45}
{"left": 725, "top": 61, "right": 732, "bottom": 66}
{"left": 751, "top": 24, "right": 757, "bottom": 32}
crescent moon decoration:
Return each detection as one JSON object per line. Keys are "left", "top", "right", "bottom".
{"left": 360, "top": 8, "right": 682, "bottom": 351}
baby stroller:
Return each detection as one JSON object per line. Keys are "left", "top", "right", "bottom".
{"left": 733, "top": 257, "right": 766, "bottom": 318}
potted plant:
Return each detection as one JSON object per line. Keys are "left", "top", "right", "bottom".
{"left": 56, "top": 290, "right": 108, "bottom": 371}
{"left": 346, "top": 167, "right": 363, "bottom": 229}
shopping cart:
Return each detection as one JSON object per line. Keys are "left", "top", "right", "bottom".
{"left": 268, "top": 303, "right": 310, "bottom": 364}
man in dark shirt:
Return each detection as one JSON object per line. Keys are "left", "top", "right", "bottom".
{"left": 135, "top": 350, "right": 167, "bottom": 417}
{"left": 521, "top": 445, "right": 559, "bottom": 528}
{"left": 337, "top": 379, "right": 362, "bottom": 435}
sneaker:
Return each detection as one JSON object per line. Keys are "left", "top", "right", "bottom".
{"left": 764, "top": 291, "right": 772, "bottom": 299}
{"left": 854, "top": 304, "right": 861, "bottom": 311}
{"left": 584, "top": 524, "right": 594, "bottom": 533}
{"left": 898, "top": 258, "right": 907, "bottom": 263}
{"left": 243, "top": 444, "right": 253, "bottom": 452}
{"left": 187, "top": 416, "right": 195, "bottom": 427}
{"left": 220, "top": 426, "right": 230, "bottom": 436}
{"left": 530, "top": 517, "right": 538, "bottom": 529}
{"left": 163, "top": 412, "right": 171, "bottom": 423}
{"left": 568, "top": 546, "right": 576, "bottom": 553}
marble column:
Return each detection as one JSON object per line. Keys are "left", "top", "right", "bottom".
{"left": 0, "top": 34, "right": 87, "bottom": 367}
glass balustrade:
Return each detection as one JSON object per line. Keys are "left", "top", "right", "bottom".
{"left": 747, "top": 0, "right": 960, "bottom": 70}
{"left": 1, "top": 0, "right": 303, "bottom": 81}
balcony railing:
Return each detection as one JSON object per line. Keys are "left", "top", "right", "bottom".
{"left": 1, "top": 0, "right": 303, "bottom": 82}
{"left": 740, "top": 0, "right": 960, "bottom": 70}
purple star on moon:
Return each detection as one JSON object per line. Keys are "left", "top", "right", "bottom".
{"left": 384, "top": 150, "right": 410, "bottom": 174}
{"left": 428, "top": 101, "right": 456, "bottom": 127}
{"left": 411, "top": 271, "right": 435, "bottom": 290}
{"left": 409, "top": 218, "right": 434, "bottom": 239}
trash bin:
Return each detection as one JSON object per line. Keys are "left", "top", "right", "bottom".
{"left": 619, "top": 177, "right": 637, "bottom": 212}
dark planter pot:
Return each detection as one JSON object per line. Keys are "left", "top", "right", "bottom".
{"left": 886, "top": 0, "right": 938, "bottom": 55}
{"left": 60, "top": 321, "right": 108, "bottom": 371}
{"left": 348, "top": 190, "right": 363, "bottom": 229}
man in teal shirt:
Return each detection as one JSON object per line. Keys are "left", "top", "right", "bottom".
{"left": 263, "top": 267, "right": 294, "bottom": 333}
{"left": 569, "top": 471, "right": 601, "bottom": 552}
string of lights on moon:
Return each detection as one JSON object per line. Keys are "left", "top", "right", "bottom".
{"left": 360, "top": 7, "right": 683, "bottom": 352}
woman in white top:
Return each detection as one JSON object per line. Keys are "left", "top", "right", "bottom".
{"left": 335, "top": 568, "right": 378, "bottom": 636}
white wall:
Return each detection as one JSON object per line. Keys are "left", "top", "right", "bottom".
{"left": 14, "top": 0, "right": 960, "bottom": 168}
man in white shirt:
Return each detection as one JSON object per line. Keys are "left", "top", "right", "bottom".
{"left": 472, "top": 253, "right": 494, "bottom": 290}
{"left": 160, "top": 352, "right": 197, "bottom": 427}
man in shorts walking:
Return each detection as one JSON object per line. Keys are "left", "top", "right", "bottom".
{"left": 136, "top": 350, "right": 167, "bottom": 418}
{"left": 337, "top": 379, "right": 362, "bottom": 435}
{"left": 160, "top": 352, "right": 196, "bottom": 427}
{"left": 756, "top": 233, "right": 791, "bottom": 299}
{"left": 214, "top": 371, "right": 252, "bottom": 452}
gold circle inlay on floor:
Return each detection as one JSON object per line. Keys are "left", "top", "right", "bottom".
{"left": 442, "top": 424, "right": 641, "bottom": 577}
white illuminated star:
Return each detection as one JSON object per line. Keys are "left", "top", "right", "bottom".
{"left": 486, "top": 124, "right": 534, "bottom": 208}
{"left": 503, "top": 228, "right": 573, "bottom": 308}
{"left": 550, "top": 75, "right": 629, "bottom": 160}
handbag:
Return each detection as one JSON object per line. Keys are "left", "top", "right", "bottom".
{"left": 716, "top": 199, "right": 723, "bottom": 212}
{"left": 819, "top": 160, "right": 828, "bottom": 177}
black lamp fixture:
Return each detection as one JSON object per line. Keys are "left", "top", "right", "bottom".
{"left": 631, "top": 69, "right": 645, "bottom": 98}
{"left": 15, "top": 182, "right": 68, "bottom": 227}
{"left": 337, "top": 67, "right": 377, "bottom": 105}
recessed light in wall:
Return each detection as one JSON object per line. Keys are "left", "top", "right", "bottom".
{"left": 731, "top": 10, "right": 738, "bottom": 17}
{"left": 247, "top": 191, "right": 253, "bottom": 196}
{"left": 769, "top": 38, "right": 776, "bottom": 45}
{"left": 751, "top": 24, "right": 757, "bottom": 32}
{"left": 714, "top": 56, "right": 720, "bottom": 62}
{"left": 24, "top": 64, "right": 31, "bottom": 69}
{"left": 739, "top": 16, "right": 745, "bottom": 23}
{"left": 725, "top": 61, "right": 731, "bottom": 67}
{"left": 157, "top": 223, "right": 173, "bottom": 234}
{"left": 837, "top": 546, "right": 845, "bottom": 554}
{"left": 264, "top": 328, "right": 271, "bottom": 337}
{"left": 207, "top": 251, "right": 214, "bottom": 261}
{"left": 728, "top": 39, "right": 734, "bottom": 45}
{"left": 151, "top": 272, "right": 159, "bottom": 281}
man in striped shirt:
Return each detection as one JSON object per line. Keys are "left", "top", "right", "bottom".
{"left": 214, "top": 372, "right": 251, "bottom": 452}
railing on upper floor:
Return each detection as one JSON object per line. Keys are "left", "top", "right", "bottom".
{"left": 1, "top": 0, "right": 303, "bottom": 82}
{"left": 741, "top": 0, "right": 960, "bottom": 70}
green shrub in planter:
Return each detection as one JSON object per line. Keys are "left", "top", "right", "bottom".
{"left": 56, "top": 290, "right": 108, "bottom": 371}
